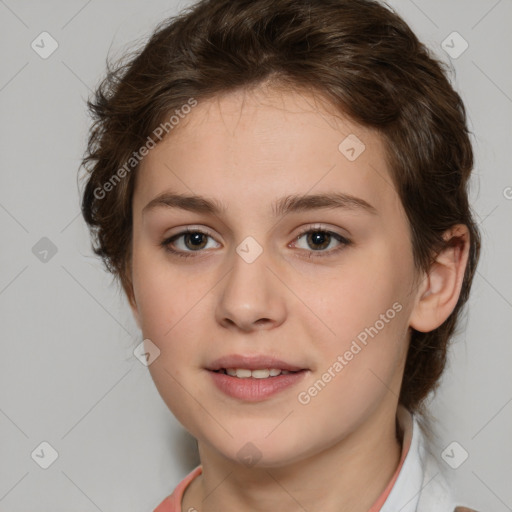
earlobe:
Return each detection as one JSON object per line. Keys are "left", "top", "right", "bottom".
{"left": 123, "top": 280, "right": 141, "bottom": 330}
{"left": 129, "top": 295, "right": 141, "bottom": 330}
{"left": 409, "top": 224, "right": 470, "bottom": 333}
{"left": 121, "top": 262, "right": 141, "bottom": 329}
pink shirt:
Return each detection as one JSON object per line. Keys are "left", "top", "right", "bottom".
{"left": 153, "top": 413, "right": 412, "bottom": 512}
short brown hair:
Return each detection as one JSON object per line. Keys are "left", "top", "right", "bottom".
{"left": 80, "top": 0, "right": 481, "bottom": 413}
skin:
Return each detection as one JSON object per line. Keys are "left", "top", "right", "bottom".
{"left": 127, "top": 84, "right": 470, "bottom": 512}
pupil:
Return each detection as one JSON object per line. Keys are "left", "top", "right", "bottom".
{"left": 186, "top": 233, "right": 207, "bottom": 250}
{"left": 308, "top": 231, "right": 329, "bottom": 250}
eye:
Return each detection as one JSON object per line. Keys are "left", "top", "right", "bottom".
{"left": 290, "top": 225, "right": 351, "bottom": 258}
{"left": 161, "top": 225, "right": 351, "bottom": 259}
{"left": 161, "top": 228, "right": 220, "bottom": 258}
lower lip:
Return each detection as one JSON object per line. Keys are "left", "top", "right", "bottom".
{"left": 208, "top": 370, "right": 308, "bottom": 402}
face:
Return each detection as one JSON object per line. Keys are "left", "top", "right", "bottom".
{"left": 129, "top": 86, "right": 419, "bottom": 467}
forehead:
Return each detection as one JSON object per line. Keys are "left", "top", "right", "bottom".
{"left": 134, "top": 86, "right": 401, "bottom": 219}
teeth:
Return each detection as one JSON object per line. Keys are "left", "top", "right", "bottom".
{"left": 223, "top": 368, "right": 291, "bottom": 378}
{"left": 251, "top": 369, "right": 270, "bottom": 379}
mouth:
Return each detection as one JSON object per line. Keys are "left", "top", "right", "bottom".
{"left": 211, "top": 368, "right": 304, "bottom": 378}
{"left": 206, "top": 354, "right": 306, "bottom": 373}
{"left": 206, "top": 354, "right": 309, "bottom": 401}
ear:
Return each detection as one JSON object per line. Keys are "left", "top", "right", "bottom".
{"left": 409, "top": 224, "right": 470, "bottom": 333}
{"left": 128, "top": 291, "right": 142, "bottom": 330}
{"left": 122, "top": 277, "right": 141, "bottom": 330}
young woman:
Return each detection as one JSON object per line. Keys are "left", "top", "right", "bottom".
{"left": 81, "top": 1, "right": 482, "bottom": 510}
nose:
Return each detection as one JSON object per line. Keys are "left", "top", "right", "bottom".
{"left": 215, "top": 247, "right": 287, "bottom": 333}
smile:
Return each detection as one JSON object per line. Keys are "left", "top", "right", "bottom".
{"left": 214, "top": 368, "right": 297, "bottom": 378}
{"left": 208, "top": 368, "right": 308, "bottom": 401}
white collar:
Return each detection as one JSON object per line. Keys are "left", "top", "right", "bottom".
{"left": 381, "top": 406, "right": 459, "bottom": 512}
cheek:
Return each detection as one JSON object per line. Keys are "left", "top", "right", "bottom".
{"left": 146, "top": 361, "right": 208, "bottom": 442}
{"left": 136, "top": 267, "right": 210, "bottom": 428}
{"left": 293, "top": 243, "right": 412, "bottom": 392}
{"left": 131, "top": 243, "right": 195, "bottom": 336}
{"left": 131, "top": 256, "right": 216, "bottom": 392}
{"left": 293, "top": 275, "right": 409, "bottom": 434}
{"left": 299, "top": 248, "right": 410, "bottom": 343}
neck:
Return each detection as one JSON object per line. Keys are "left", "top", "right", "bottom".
{"left": 184, "top": 402, "right": 403, "bottom": 512}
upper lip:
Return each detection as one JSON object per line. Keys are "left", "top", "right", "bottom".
{"left": 206, "top": 354, "right": 306, "bottom": 372}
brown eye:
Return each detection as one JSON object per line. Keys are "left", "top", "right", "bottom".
{"left": 182, "top": 232, "right": 208, "bottom": 250}
{"left": 161, "top": 229, "right": 220, "bottom": 258}
{"left": 305, "top": 231, "right": 332, "bottom": 251}
{"left": 292, "top": 227, "right": 351, "bottom": 258}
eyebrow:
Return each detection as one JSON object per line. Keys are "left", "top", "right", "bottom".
{"left": 142, "top": 191, "right": 378, "bottom": 217}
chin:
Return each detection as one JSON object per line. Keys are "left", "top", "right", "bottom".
{"left": 203, "top": 427, "right": 314, "bottom": 469}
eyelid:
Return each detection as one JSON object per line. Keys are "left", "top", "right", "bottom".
{"left": 293, "top": 223, "right": 350, "bottom": 240}
{"left": 163, "top": 225, "right": 216, "bottom": 240}
{"left": 290, "top": 224, "right": 351, "bottom": 255}
{"left": 161, "top": 223, "right": 352, "bottom": 259}
{"left": 162, "top": 226, "right": 219, "bottom": 251}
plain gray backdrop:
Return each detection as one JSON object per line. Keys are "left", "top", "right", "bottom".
{"left": 1, "top": 0, "right": 511, "bottom": 510}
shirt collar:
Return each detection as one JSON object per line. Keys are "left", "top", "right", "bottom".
{"left": 381, "top": 405, "right": 458, "bottom": 512}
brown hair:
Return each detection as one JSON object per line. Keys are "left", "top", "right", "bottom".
{"left": 80, "top": 0, "right": 481, "bottom": 413}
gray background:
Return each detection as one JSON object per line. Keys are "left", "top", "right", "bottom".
{"left": 0, "top": 0, "right": 511, "bottom": 510}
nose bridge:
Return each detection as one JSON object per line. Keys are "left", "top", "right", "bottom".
{"left": 215, "top": 237, "right": 286, "bottom": 330}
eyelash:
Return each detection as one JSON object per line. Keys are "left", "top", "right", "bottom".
{"left": 160, "top": 225, "right": 352, "bottom": 260}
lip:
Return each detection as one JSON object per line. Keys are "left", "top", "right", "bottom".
{"left": 206, "top": 354, "right": 306, "bottom": 372}
{"left": 208, "top": 369, "right": 308, "bottom": 402}
{"left": 206, "top": 354, "right": 309, "bottom": 402}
